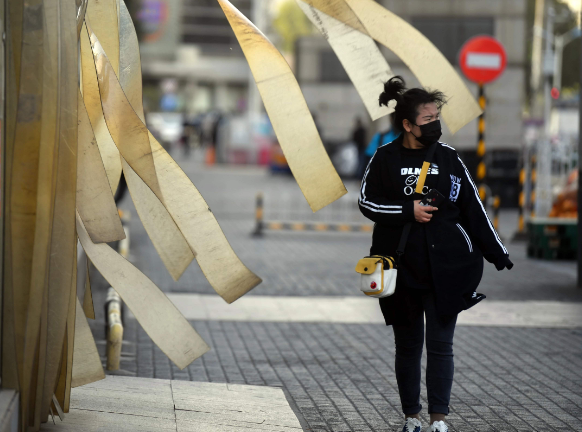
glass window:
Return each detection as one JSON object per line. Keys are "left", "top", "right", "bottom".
{"left": 181, "top": 0, "right": 251, "bottom": 52}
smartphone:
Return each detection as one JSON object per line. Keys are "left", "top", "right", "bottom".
{"left": 420, "top": 189, "right": 445, "bottom": 208}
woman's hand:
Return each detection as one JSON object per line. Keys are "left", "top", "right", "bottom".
{"left": 414, "top": 200, "right": 437, "bottom": 223}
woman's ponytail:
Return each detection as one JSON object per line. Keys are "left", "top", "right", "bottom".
{"left": 379, "top": 76, "right": 406, "bottom": 107}
{"left": 377, "top": 75, "right": 446, "bottom": 131}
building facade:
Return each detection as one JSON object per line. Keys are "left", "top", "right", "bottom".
{"left": 137, "top": 0, "right": 527, "bottom": 204}
{"left": 139, "top": 0, "right": 254, "bottom": 114}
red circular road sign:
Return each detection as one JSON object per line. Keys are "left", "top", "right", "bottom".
{"left": 459, "top": 36, "right": 507, "bottom": 84}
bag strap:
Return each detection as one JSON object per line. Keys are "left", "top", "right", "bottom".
{"left": 396, "top": 223, "right": 411, "bottom": 262}
{"left": 415, "top": 141, "right": 438, "bottom": 194}
{"left": 367, "top": 255, "right": 396, "bottom": 269}
{"left": 396, "top": 142, "right": 438, "bottom": 263}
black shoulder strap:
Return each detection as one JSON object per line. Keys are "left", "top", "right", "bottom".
{"left": 396, "top": 142, "right": 438, "bottom": 263}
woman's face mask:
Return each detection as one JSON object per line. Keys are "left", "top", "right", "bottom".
{"left": 412, "top": 119, "right": 442, "bottom": 146}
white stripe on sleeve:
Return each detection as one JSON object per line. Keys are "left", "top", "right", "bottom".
{"left": 458, "top": 157, "right": 508, "bottom": 254}
{"left": 358, "top": 153, "right": 402, "bottom": 214}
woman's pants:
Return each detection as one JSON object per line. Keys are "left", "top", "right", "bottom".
{"left": 392, "top": 290, "right": 457, "bottom": 415}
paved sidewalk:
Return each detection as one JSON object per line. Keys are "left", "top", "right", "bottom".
{"left": 105, "top": 320, "right": 582, "bottom": 432}
{"left": 125, "top": 293, "right": 582, "bottom": 328}
{"left": 41, "top": 376, "right": 303, "bottom": 431}
{"left": 83, "top": 161, "right": 582, "bottom": 431}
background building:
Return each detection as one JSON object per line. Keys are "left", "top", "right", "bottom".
{"left": 135, "top": 0, "right": 529, "bottom": 205}
{"left": 139, "top": 0, "right": 253, "bottom": 114}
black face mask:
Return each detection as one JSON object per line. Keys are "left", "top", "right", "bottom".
{"left": 411, "top": 119, "right": 442, "bottom": 147}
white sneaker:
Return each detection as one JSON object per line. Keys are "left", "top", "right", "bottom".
{"left": 427, "top": 420, "right": 448, "bottom": 432}
{"left": 401, "top": 417, "right": 422, "bottom": 432}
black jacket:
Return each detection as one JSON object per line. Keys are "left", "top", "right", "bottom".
{"left": 358, "top": 136, "right": 513, "bottom": 324}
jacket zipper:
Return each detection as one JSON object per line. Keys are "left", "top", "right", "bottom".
{"left": 456, "top": 224, "right": 473, "bottom": 252}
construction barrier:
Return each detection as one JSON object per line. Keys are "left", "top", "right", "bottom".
{"left": 476, "top": 84, "right": 487, "bottom": 202}
{"left": 252, "top": 192, "right": 373, "bottom": 236}
{"left": 529, "top": 154, "right": 537, "bottom": 218}
{"left": 514, "top": 147, "right": 537, "bottom": 241}
{"left": 517, "top": 164, "right": 526, "bottom": 234}
{"left": 252, "top": 194, "right": 503, "bottom": 236}
{"left": 493, "top": 195, "right": 501, "bottom": 232}
{"left": 263, "top": 221, "right": 373, "bottom": 233}
{"left": 252, "top": 192, "right": 264, "bottom": 237}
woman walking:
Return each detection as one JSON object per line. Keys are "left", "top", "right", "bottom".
{"left": 358, "top": 77, "right": 513, "bottom": 432}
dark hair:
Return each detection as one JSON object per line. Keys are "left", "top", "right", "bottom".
{"left": 379, "top": 76, "right": 446, "bottom": 130}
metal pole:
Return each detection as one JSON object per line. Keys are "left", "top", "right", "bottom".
{"left": 531, "top": 0, "right": 546, "bottom": 110}
{"left": 248, "top": 0, "right": 267, "bottom": 162}
{"left": 553, "top": 34, "right": 564, "bottom": 91}
{"left": 252, "top": 192, "right": 264, "bottom": 237}
{"left": 530, "top": 153, "right": 537, "bottom": 218}
{"left": 476, "top": 84, "right": 487, "bottom": 202}
{"left": 543, "top": 7, "right": 554, "bottom": 136}
{"left": 577, "top": 5, "right": 582, "bottom": 288}
{"left": 535, "top": 7, "right": 555, "bottom": 218}
{"left": 517, "top": 161, "right": 526, "bottom": 234}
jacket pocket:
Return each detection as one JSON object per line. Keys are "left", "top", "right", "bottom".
{"left": 456, "top": 223, "right": 473, "bottom": 252}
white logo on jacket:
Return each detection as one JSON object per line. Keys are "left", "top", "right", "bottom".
{"left": 450, "top": 175, "right": 461, "bottom": 202}
{"left": 401, "top": 164, "right": 438, "bottom": 196}
{"left": 400, "top": 164, "right": 439, "bottom": 176}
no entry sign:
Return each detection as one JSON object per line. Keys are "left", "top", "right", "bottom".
{"left": 459, "top": 36, "right": 507, "bottom": 84}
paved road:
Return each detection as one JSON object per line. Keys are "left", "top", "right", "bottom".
{"left": 86, "top": 157, "right": 582, "bottom": 431}
{"left": 119, "top": 162, "right": 582, "bottom": 303}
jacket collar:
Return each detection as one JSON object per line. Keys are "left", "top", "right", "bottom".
{"left": 383, "top": 133, "right": 404, "bottom": 154}
{"left": 384, "top": 133, "right": 443, "bottom": 156}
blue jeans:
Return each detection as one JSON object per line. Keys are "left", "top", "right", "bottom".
{"left": 392, "top": 291, "right": 457, "bottom": 415}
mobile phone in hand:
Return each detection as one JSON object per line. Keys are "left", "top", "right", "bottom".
{"left": 420, "top": 189, "right": 445, "bottom": 208}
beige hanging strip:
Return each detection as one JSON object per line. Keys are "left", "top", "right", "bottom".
{"left": 22, "top": 0, "right": 59, "bottom": 427}
{"left": 10, "top": 0, "right": 45, "bottom": 402}
{"left": 71, "top": 297, "right": 105, "bottom": 389}
{"left": 320, "top": 0, "right": 482, "bottom": 134}
{"left": 297, "top": 0, "right": 394, "bottom": 120}
{"left": 83, "top": 0, "right": 122, "bottom": 192}
{"left": 32, "top": 286, "right": 49, "bottom": 429}
{"left": 77, "top": 89, "right": 126, "bottom": 243}
{"left": 76, "top": 211, "right": 211, "bottom": 369}
{"left": 40, "top": 1, "right": 78, "bottom": 422}
{"left": 63, "top": 253, "right": 78, "bottom": 413}
{"left": 83, "top": 258, "right": 95, "bottom": 320}
{"left": 1, "top": 0, "right": 21, "bottom": 395}
{"left": 87, "top": 22, "right": 163, "bottom": 200}
{"left": 217, "top": 0, "right": 347, "bottom": 213}
{"left": 87, "top": 20, "right": 262, "bottom": 302}
{"left": 79, "top": 23, "right": 122, "bottom": 193}
{"left": 117, "top": 0, "right": 195, "bottom": 280}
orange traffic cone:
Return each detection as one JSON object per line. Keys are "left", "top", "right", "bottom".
{"left": 205, "top": 146, "right": 216, "bottom": 166}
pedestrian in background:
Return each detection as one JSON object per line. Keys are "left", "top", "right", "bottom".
{"left": 358, "top": 76, "right": 513, "bottom": 432}
{"left": 357, "top": 112, "right": 401, "bottom": 178}
{"left": 352, "top": 116, "right": 367, "bottom": 164}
